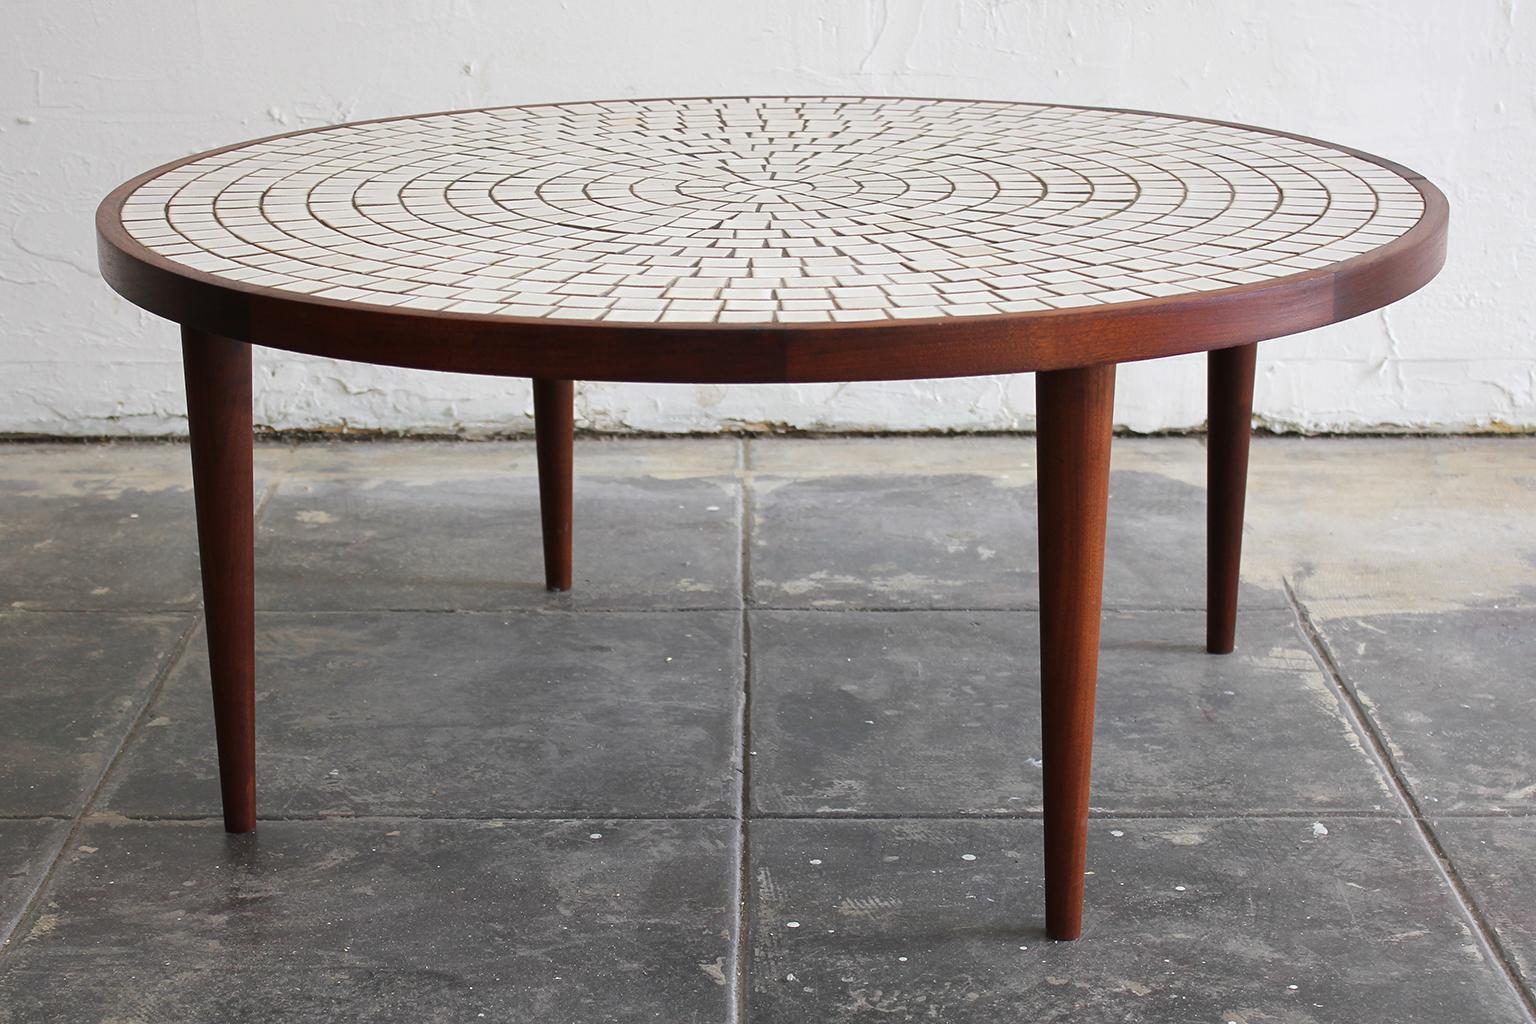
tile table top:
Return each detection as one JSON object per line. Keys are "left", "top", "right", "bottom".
{"left": 114, "top": 98, "right": 1428, "bottom": 326}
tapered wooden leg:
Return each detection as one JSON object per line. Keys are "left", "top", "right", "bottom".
{"left": 182, "top": 327, "right": 256, "bottom": 834}
{"left": 533, "top": 378, "right": 574, "bottom": 591}
{"left": 1036, "top": 362, "right": 1116, "bottom": 941}
{"left": 1207, "top": 343, "right": 1257, "bottom": 655}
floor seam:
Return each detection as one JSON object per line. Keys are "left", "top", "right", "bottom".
{"left": 750, "top": 808, "right": 1409, "bottom": 820}
{"left": 730, "top": 434, "right": 753, "bottom": 1024}
{"left": 5, "top": 603, "right": 1286, "bottom": 615}
{"left": 1284, "top": 578, "right": 1536, "bottom": 1019}
{"left": 34, "top": 809, "right": 1433, "bottom": 824}
{"left": 77, "top": 812, "right": 742, "bottom": 824}
{"left": 0, "top": 610, "right": 202, "bottom": 957}
{"left": 2, "top": 606, "right": 202, "bottom": 615}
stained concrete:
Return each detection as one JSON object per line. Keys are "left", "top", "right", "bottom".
{"left": 0, "top": 818, "right": 735, "bottom": 1023}
{"left": 0, "top": 444, "right": 290, "bottom": 611}
{"left": 747, "top": 817, "right": 1528, "bottom": 1023}
{"left": 1, "top": 436, "right": 1533, "bottom": 1021}
{"left": 1240, "top": 438, "right": 1536, "bottom": 619}
{"left": 749, "top": 609, "right": 1392, "bottom": 816}
{"left": 256, "top": 440, "right": 742, "bottom": 611}
{"left": 0, "top": 821, "right": 69, "bottom": 944}
{"left": 1316, "top": 610, "right": 1536, "bottom": 815}
{"left": 0, "top": 612, "right": 190, "bottom": 816}
{"left": 1434, "top": 818, "right": 1536, "bottom": 991}
{"left": 101, "top": 611, "right": 743, "bottom": 819}
{"left": 750, "top": 437, "right": 1287, "bottom": 611}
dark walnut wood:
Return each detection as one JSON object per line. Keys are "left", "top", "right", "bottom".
{"left": 182, "top": 327, "right": 257, "bottom": 834}
{"left": 533, "top": 379, "right": 575, "bottom": 591}
{"left": 1207, "top": 343, "right": 1259, "bottom": 654}
{"left": 1036, "top": 363, "right": 1116, "bottom": 941}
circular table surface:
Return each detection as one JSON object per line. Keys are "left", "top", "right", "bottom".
{"left": 98, "top": 97, "right": 1447, "bottom": 383}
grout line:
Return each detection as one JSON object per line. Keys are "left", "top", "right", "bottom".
{"left": 1, "top": 607, "right": 200, "bottom": 617}
{"left": 746, "top": 603, "right": 1285, "bottom": 615}
{"left": 0, "top": 611, "right": 203, "bottom": 956}
{"left": 752, "top": 808, "right": 1404, "bottom": 821}
{"left": 1284, "top": 579, "right": 1536, "bottom": 1019}
{"left": 84, "top": 811, "right": 739, "bottom": 824}
{"left": 729, "top": 435, "right": 754, "bottom": 1024}
{"left": 41, "top": 809, "right": 1430, "bottom": 825}
{"left": 3, "top": 603, "right": 1279, "bottom": 616}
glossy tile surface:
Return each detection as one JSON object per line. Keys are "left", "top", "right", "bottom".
{"left": 117, "top": 99, "right": 1426, "bottom": 324}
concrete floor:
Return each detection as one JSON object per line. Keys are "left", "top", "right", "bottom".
{"left": 0, "top": 435, "right": 1533, "bottom": 1022}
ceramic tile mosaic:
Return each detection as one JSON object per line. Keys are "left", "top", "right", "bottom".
{"left": 118, "top": 98, "right": 1427, "bottom": 325}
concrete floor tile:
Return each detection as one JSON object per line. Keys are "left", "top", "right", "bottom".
{"left": 1434, "top": 817, "right": 1536, "bottom": 994}
{"left": 748, "top": 817, "right": 1527, "bottom": 1023}
{"left": 749, "top": 609, "right": 1390, "bottom": 815}
{"left": 0, "top": 817, "right": 735, "bottom": 1023}
{"left": 0, "top": 443, "right": 289, "bottom": 610}
{"left": 257, "top": 441, "right": 742, "bottom": 611}
{"left": 282, "top": 437, "right": 743, "bottom": 479}
{"left": 102, "top": 611, "right": 742, "bottom": 819}
{"left": 0, "top": 612, "right": 190, "bottom": 816}
{"left": 0, "top": 820, "right": 69, "bottom": 947}
{"left": 1244, "top": 437, "right": 1536, "bottom": 618}
{"left": 3, "top": 436, "right": 1531, "bottom": 1019}
{"left": 750, "top": 470, "right": 1032, "bottom": 609}
{"left": 1317, "top": 610, "right": 1536, "bottom": 814}
{"left": 749, "top": 442, "right": 1285, "bottom": 610}
{"left": 746, "top": 435, "right": 1199, "bottom": 478}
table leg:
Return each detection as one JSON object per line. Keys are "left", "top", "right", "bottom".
{"left": 533, "top": 378, "right": 574, "bottom": 591}
{"left": 1207, "top": 343, "right": 1257, "bottom": 654}
{"left": 182, "top": 327, "right": 256, "bottom": 834}
{"left": 1036, "top": 362, "right": 1116, "bottom": 941}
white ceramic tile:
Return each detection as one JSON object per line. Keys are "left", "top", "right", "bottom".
{"left": 119, "top": 98, "right": 1427, "bottom": 325}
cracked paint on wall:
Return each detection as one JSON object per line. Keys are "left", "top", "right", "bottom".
{"left": 1, "top": 0, "right": 1532, "bottom": 436}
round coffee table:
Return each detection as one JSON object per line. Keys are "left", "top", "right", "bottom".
{"left": 96, "top": 96, "right": 1447, "bottom": 940}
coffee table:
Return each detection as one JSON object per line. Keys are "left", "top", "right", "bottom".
{"left": 96, "top": 97, "right": 1447, "bottom": 940}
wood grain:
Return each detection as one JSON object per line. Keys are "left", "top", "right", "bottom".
{"left": 1035, "top": 362, "right": 1117, "bottom": 941}
{"left": 533, "top": 378, "right": 575, "bottom": 592}
{"left": 1207, "top": 343, "right": 1258, "bottom": 654}
{"left": 182, "top": 327, "right": 256, "bottom": 833}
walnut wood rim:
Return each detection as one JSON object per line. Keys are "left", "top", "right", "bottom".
{"left": 96, "top": 96, "right": 1448, "bottom": 384}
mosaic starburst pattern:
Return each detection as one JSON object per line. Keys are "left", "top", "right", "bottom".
{"left": 119, "top": 97, "right": 1426, "bottom": 325}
